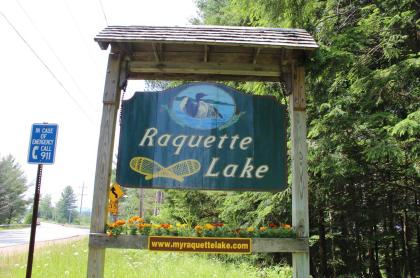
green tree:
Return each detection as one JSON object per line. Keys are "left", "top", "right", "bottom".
{"left": 159, "top": 190, "right": 225, "bottom": 225}
{"left": 39, "top": 194, "right": 53, "bottom": 220}
{"left": 189, "top": 0, "right": 419, "bottom": 277}
{"left": 0, "top": 154, "right": 28, "bottom": 224}
{"left": 56, "top": 186, "right": 77, "bottom": 223}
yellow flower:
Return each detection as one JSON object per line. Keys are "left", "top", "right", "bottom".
{"left": 176, "top": 223, "right": 187, "bottom": 228}
{"left": 138, "top": 223, "right": 152, "bottom": 229}
{"left": 194, "top": 225, "right": 202, "bottom": 231}
{"left": 152, "top": 224, "right": 161, "bottom": 229}
{"left": 247, "top": 227, "right": 255, "bottom": 232}
{"left": 204, "top": 223, "right": 215, "bottom": 230}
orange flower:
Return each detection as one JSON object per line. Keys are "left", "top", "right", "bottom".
{"left": 282, "top": 224, "right": 292, "bottom": 229}
{"left": 259, "top": 226, "right": 267, "bottom": 232}
{"left": 138, "top": 223, "right": 151, "bottom": 229}
{"left": 268, "top": 223, "right": 278, "bottom": 228}
{"left": 115, "top": 220, "right": 126, "bottom": 226}
{"left": 129, "top": 216, "right": 144, "bottom": 224}
{"left": 160, "top": 223, "right": 172, "bottom": 229}
{"left": 194, "top": 225, "right": 202, "bottom": 231}
{"left": 212, "top": 223, "right": 224, "bottom": 227}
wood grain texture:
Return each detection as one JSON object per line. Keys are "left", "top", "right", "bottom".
{"left": 289, "top": 65, "right": 310, "bottom": 277}
{"left": 87, "top": 51, "right": 122, "bottom": 278}
{"left": 127, "top": 72, "right": 282, "bottom": 82}
{"left": 131, "top": 51, "right": 290, "bottom": 65}
{"left": 129, "top": 61, "right": 282, "bottom": 77}
{"left": 95, "top": 25, "right": 318, "bottom": 50}
{"left": 89, "top": 234, "right": 309, "bottom": 253}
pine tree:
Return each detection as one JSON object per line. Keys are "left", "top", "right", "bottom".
{"left": 39, "top": 194, "right": 53, "bottom": 220}
{"left": 56, "top": 186, "right": 77, "bottom": 223}
{"left": 0, "top": 154, "right": 28, "bottom": 224}
{"left": 189, "top": 0, "right": 420, "bottom": 276}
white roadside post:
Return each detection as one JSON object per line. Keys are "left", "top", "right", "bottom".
{"left": 87, "top": 48, "right": 122, "bottom": 278}
{"left": 290, "top": 65, "right": 310, "bottom": 277}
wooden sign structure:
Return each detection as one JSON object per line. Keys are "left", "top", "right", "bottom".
{"left": 89, "top": 25, "right": 317, "bottom": 278}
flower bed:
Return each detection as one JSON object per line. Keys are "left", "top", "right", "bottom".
{"left": 106, "top": 216, "right": 295, "bottom": 238}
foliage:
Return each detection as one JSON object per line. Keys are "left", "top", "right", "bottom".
{"left": 39, "top": 194, "right": 53, "bottom": 220}
{"left": 182, "top": 0, "right": 420, "bottom": 276}
{"left": 116, "top": 188, "right": 156, "bottom": 220}
{"left": 23, "top": 211, "right": 33, "bottom": 225}
{"left": 0, "top": 154, "right": 28, "bottom": 224}
{"left": 158, "top": 190, "right": 225, "bottom": 226}
{"left": 55, "top": 185, "right": 78, "bottom": 224}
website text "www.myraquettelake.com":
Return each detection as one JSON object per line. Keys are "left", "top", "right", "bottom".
{"left": 148, "top": 236, "right": 251, "bottom": 254}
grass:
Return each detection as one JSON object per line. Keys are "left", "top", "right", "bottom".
{"left": 0, "top": 224, "right": 30, "bottom": 231}
{"left": 0, "top": 238, "right": 292, "bottom": 277}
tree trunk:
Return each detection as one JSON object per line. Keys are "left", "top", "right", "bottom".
{"left": 383, "top": 207, "right": 392, "bottom": 277}
{"left": 318, "top": 206, "right": 329, "bottom": 277}
{"left": 139, "top": 188, "right": 144, "bottom": 217}
{"left": 403, "top": 209, "right": 416, "bottom": 278}
{"left": 7, "top": 208, "right": 14, "bottom": 225}
{"left": 416, "top": 193, "right": 420, "bottom": 275}
{"left": 388, "top": 193, "right": 399, "bottom": 278}
{"left": 153, "top": 191, "right": 164, "bottom": 216}
{"left": 328, "top": 211, "right": 336, "bottom": 278}
{"left": 368, "top": 224, "right": 381, "bottom": 277}
{"left": 399, "top": 215, "right": 408, "bottom": 276}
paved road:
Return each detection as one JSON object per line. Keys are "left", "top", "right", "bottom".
{"left": 0, "top": 222, "right": 89, "bottom": 248}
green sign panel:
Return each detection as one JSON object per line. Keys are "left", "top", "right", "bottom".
{"left": 116, "top": 83, "right": 287, "bottom": 191}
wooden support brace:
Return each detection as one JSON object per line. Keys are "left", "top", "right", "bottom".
{"left": 129, "top": 61, "right": 282, "bottom": 77}
{"left": 152, "top": 43, "right": 161, "bottom": 62}
{"left": 87, "top": 50, "right": 122, "bottom": 278}
{"left": 119, "top": 42, "right": 133, "bottom": 58}
{"left": 252, "top": 47, "right": 260, "bottom": 64}
{"left": 289, "top": 65, "right": 310, "bottom": 277}
{"left": 204, "top": 45, "right": 209, "bottom": 62}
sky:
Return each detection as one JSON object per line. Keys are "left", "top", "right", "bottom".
{"left": 0, "top": 0, "right": 198, "bottom": 209}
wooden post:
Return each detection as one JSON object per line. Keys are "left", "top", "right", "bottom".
{"left": 87, "top": 48, "right": 122, "bottom": 278}
{"left": 290, "top": 65, "right": 310, "bottom": 277}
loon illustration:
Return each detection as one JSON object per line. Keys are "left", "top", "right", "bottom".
{"left": 179, "top": 93, "right": 223, "bottom": 119}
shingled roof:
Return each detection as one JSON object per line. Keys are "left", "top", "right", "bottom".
{"left": 95, "top": 25, "right": 318, "bottom": 50}
{"left": 94, "top": 25, "right": 317, "bottom": 82}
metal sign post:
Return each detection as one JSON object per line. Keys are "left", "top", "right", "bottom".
{"left": 26, "top": 123, "right": 58, "bottom": 278}
{"left": 25, "top": 164, "right": 43, "bottom": 278}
